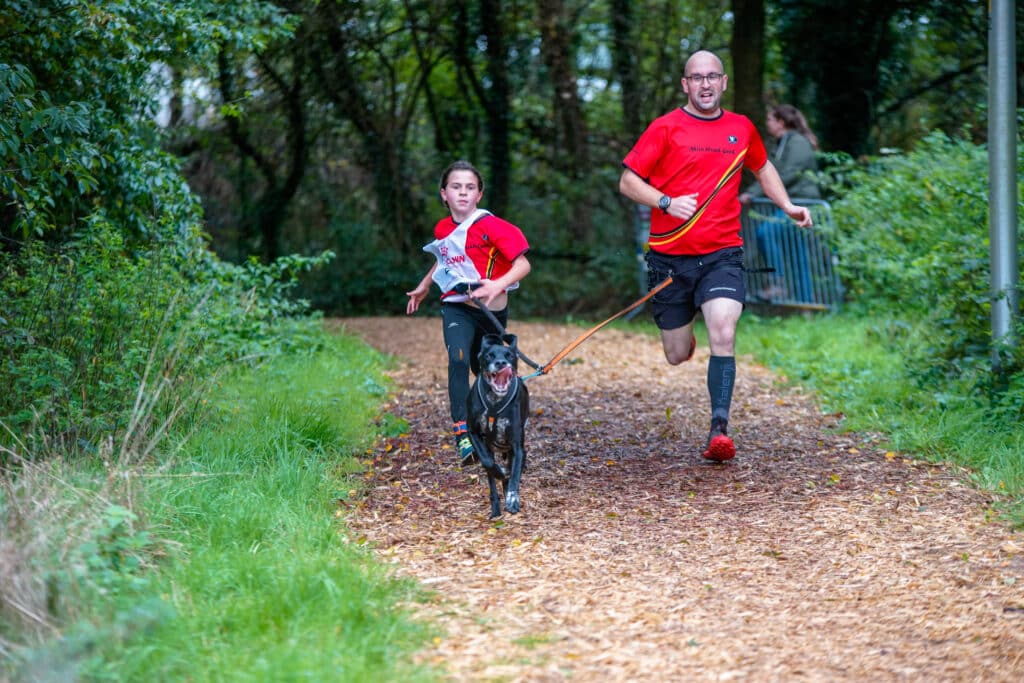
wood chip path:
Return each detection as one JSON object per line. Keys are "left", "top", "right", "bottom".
{"left": 332, "top": 316, "right": 1024, "bottom": 682}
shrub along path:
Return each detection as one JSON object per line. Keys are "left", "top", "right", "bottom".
{"left": 333, "top": 316, "right": 1024, "bottom": 682}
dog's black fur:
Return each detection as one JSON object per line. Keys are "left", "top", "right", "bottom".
{"left": 467, "top": 333, "right": 529, "bottom": 518}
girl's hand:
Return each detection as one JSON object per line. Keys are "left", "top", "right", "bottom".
{"left": 471, "top": 280, "right": 503, "bottom": 307}
{"left": 406, "top": 285, "right": 428, "bottom": 314}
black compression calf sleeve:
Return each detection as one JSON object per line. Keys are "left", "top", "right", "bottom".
{"left": 707, "top": 355, "right": 736, "bottom": 423}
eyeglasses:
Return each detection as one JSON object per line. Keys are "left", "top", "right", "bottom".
{"left": 685, "top": 73, "right": 723, "bottom": 85}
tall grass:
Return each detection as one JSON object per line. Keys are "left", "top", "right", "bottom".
{"left": 2, "top": 330, "right": 437, "bottom": 682}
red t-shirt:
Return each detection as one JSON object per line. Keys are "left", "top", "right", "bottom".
{"left": 623, "top": 108, "right": 768, "bottom": 256}
{"left": 433, "top": 213, "right": 530, "bottom": 300}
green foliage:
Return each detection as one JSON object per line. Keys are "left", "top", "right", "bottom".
{"left": 0, "top": 0, "right": 332, "bottom": 458}
{"left": 0, "top": 219, "right": 335, "bottom": 454}
{"left": 2, "top": 3, "right": 418, "bottom": 677}
{"left": 187, "top": 249, "right": 337, "bottom": 361}
{"left": 179, "top": 0, "right": 737, "bottom": 315}
{"left": 879, "top": 2, "right": 991, "bottom": 148}
{"left": 775, "top": 0, "right": 991, "bottom": 153}
{"left": 1, "top": 223, "right": 183, "bottom": 442}
{"left": 830, "top": 133, "right": 988, "bottom": 309}
{"left": 0, "top": 0, "right": 293, "bottom": 241}
{"left": 829, "top": 131, "right": 1024, "bottom": 395}
{"left": 299, "top": 212, "right": 412, "bottom": 314}
{"left": 75, "top": 505, "right": 153, "bottom": 591}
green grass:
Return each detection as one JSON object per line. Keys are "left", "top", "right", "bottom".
{"left": 10, "top": 331, "right": 438, "bottom": 682}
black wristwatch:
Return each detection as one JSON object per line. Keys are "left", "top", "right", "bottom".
{"left": 657, "top": 195, "right": 672, "bottom": 213}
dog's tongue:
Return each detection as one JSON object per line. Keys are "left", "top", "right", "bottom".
{"left": 489, "top": 366, "right": 514, "bottom": 393}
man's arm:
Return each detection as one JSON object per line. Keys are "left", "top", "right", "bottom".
{"left": 753, "top": 161, "right": 812, "bottom": 227}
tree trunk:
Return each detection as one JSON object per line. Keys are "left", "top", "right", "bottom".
{"left": 447, "top": 0, "right": 513, "bottom": 216}
{"left": 610, "top": 0, "right": 642, "bottom": 139}
{"left": 730, "top": 0, "right": 766, "bottom": 125}
{"left": 217, "top": 49, "right": 308, "bottom": 263}
{"left": 313, "top": 2, "right": 426, "bottom": 255}
{"left": 777, "top": 0, "right": 901, "bottom": 155}
{"left": 479, "top": 0, "right": 511, "bottom": 217}
{"left": 537, "top": 0, "right": 591, "bottom": 240}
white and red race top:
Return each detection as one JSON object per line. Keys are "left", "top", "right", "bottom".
{"left": 423, "top": 209, "right": 530, "bottom": 302}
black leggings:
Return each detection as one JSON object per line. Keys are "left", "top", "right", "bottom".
{"left": 441, "top": 302, "right": 508, "bottom": 424}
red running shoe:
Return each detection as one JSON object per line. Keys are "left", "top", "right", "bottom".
{"left": 702, "top": 419, "right": 735, "bottom": 461}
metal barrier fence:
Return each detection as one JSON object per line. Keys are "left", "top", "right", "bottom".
{"left": 740, "top": 198, "right": 842, "bottom": 311}
{"left": 628, "top": 199, "right": 843, "bottom": 318}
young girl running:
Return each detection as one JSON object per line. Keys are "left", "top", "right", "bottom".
{"left": 406, "top": 160, "right": 532, "bottom": 465}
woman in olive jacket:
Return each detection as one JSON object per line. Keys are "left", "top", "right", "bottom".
{"left": 740, "top": 104, "right": 820, "bottom": 303}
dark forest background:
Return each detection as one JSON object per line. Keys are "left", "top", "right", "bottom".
{"left": 2, "top": 0, "right": 1020, "bottom": 319}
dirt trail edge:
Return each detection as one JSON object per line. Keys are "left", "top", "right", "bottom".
{"left": 332, "top": 317, "right": 1024, "bottom": 682}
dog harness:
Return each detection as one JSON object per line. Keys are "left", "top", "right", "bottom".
{"left": 477, "top": 374, "right": 520, "bottom": 422}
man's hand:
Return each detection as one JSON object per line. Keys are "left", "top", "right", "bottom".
{"left": 665, "top": 192, "right": 699, "bottom": 221}
{"left": 785, "top": 204, "right": 813, "bottom": 228}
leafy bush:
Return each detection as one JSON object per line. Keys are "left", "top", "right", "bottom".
{"left": 0, "top": 0, "right": 320, "bottom": 456}
{"left": 0, "top": 219, "right": 334, "bottom": 457}
{"left": 0, "top": 1, "right": 358, "bottom": 673}
{"left": 1, "top": 224, "right": 179, "bottom": 443}
{"left": 0, "top": 1, "right": 293, "bottom": 242}
{"left": 829, "top": 131, "right": 1024, "bottom": 398}
{"left": 831, "top": 133, "right": 991, "bottom": 314}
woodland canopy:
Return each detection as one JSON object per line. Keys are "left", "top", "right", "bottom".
{"left": 1, "top": 0, "right": 1014, "bottom": 317}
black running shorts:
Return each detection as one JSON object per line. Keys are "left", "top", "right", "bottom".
{"left": 645, "top": 247, "right": 746, "bottom": 330}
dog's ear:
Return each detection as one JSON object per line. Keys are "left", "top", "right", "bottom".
{"left": 502, "top": 333, "right": 518, "bottom": 357}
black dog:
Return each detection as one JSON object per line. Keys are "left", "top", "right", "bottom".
{"left": 467, "top": 333, "right": 530, "bottom": 518}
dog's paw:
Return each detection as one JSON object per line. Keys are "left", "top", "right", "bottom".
{"left": 504, "top": 491, "right": 521, "bottom": 515}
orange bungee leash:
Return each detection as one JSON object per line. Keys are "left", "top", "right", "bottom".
{"left": 461, "top": 275, "right": 674, "bottom": 382}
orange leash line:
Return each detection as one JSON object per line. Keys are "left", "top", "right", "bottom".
{"left": 525, "top": 275, "right": 674, "bottom": 380}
